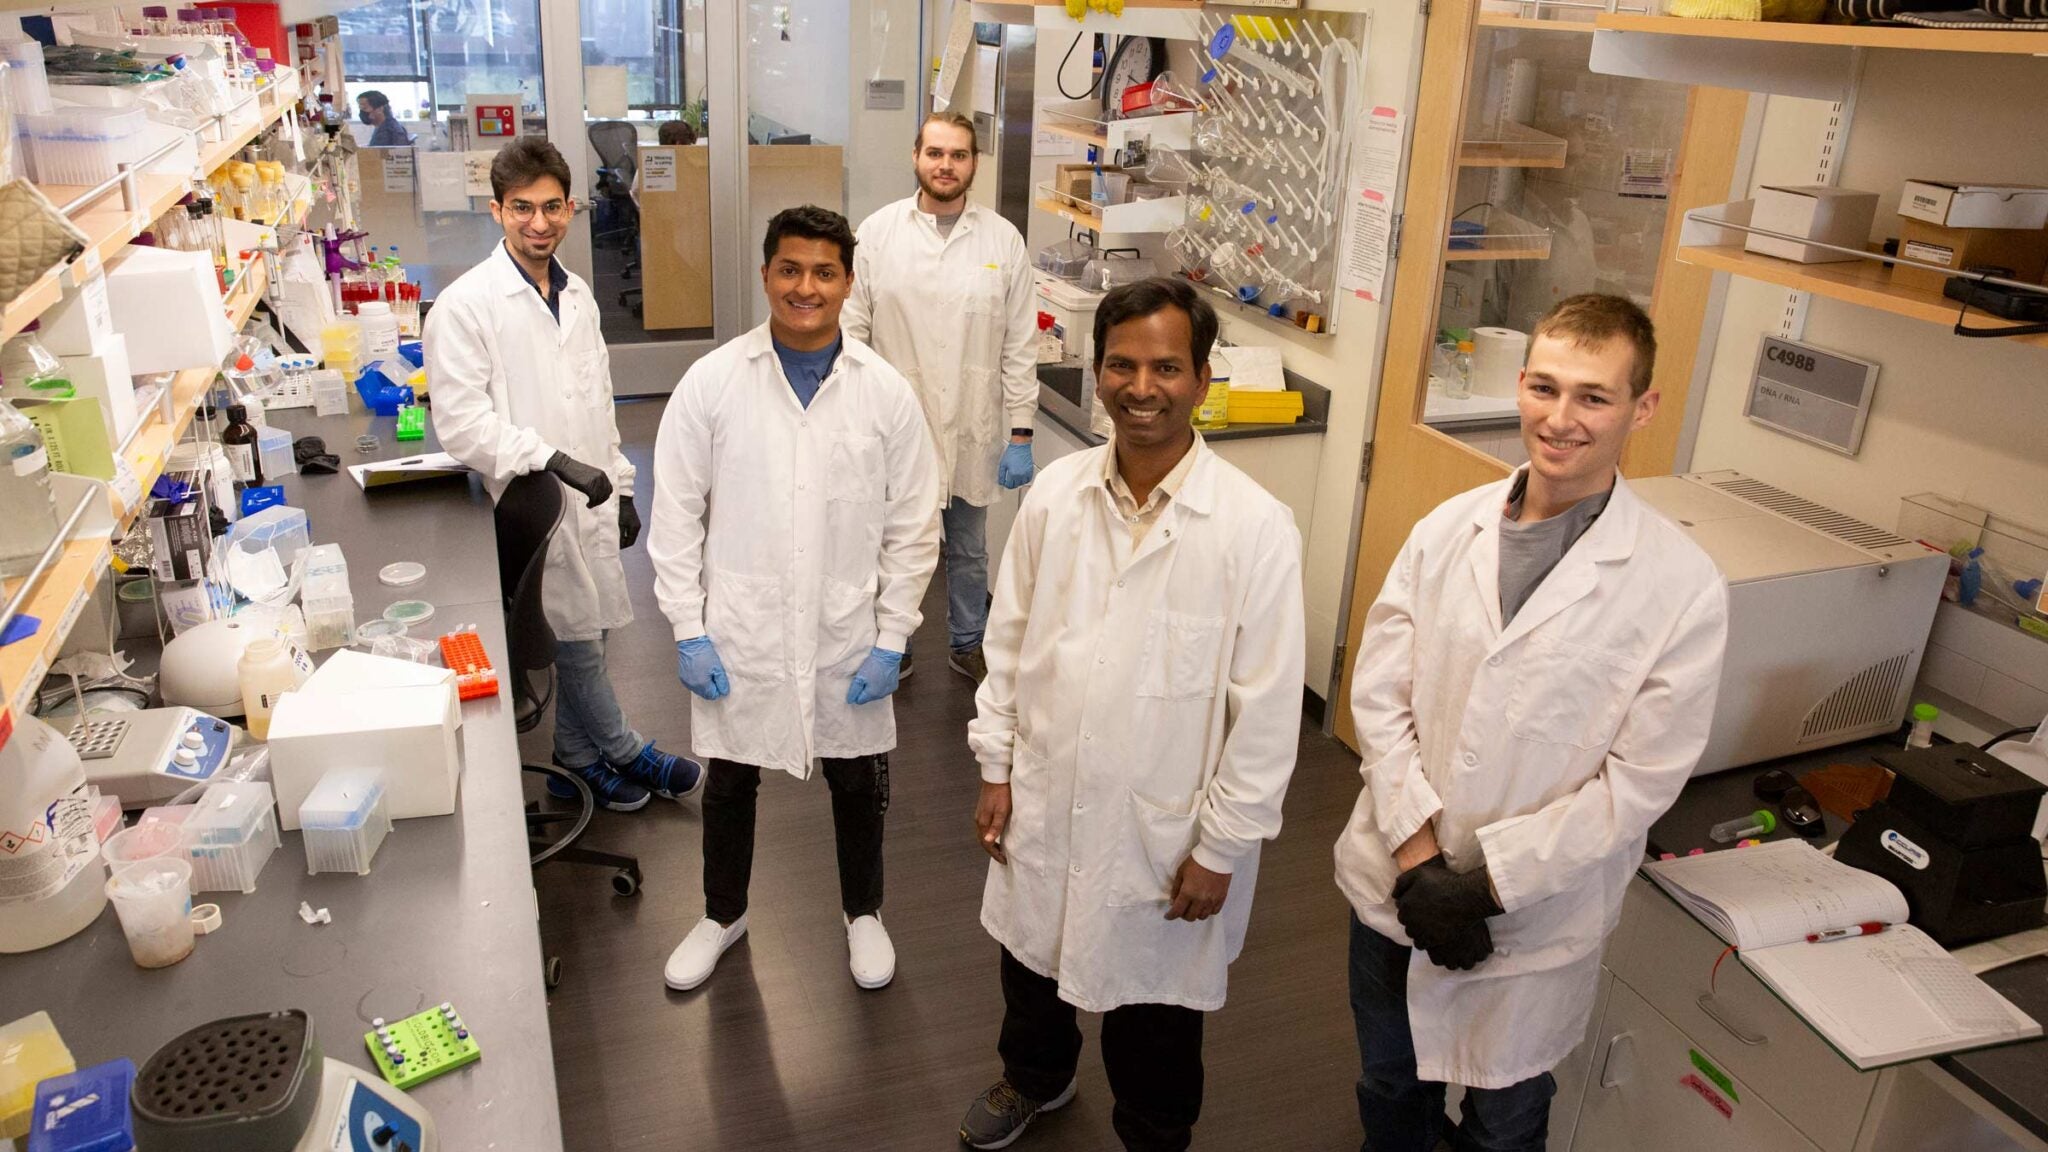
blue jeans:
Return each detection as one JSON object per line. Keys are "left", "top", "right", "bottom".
{"left": 941, "top": 496, "right": 988, "bottom": 653}
{"left": 1350, "top": 914, "right": 1556, "bottom": 1152}
{"left": 552, "top": 635, "right": 644, "bottom": 770}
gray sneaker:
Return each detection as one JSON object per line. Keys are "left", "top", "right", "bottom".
{"left": 959, "top": 1077, "right": 1076, "bottom": 1150}
{"left": 948, "top": 646, "right": 988, "bottom": 683}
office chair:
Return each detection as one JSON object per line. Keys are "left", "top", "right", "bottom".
{"left": 496, "top": 472, "right": 643, "bottom": 985}
{"left": 586, "top": 121, "right": 640, "bottom": 260}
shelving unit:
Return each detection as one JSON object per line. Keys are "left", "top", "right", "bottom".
{"left": 0, "top": 70, "right": 304, "bottom": 712}
{"left": 1477, "top": 12, "right": 1598, "bottom": 32}
{"left": 1458, "top": 123, "right": 1568, "bottom": 169}
{"left": 1593, "top": 12, "right": 2048, "bottom": 54}
{"left": 1675, "top": 243, "right": 2048, "bottom": 350}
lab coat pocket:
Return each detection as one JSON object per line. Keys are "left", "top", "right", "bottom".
{"left": 1135, "top": 611, "right": 1225, "bottom": 701}
{"left": 962, "top": 265, "right": 1005, "bottom": 317}
{"left": 1506, "top": 638, "right": 1638, "bottom": 749}
{"left": 573, "top": 348, "right": 610, "bottom": 410}
{"left": 818, "top": 574, "right": 879, "bottom": 671}
{"left": 1002, "top": 736, "right": 1052, "bottom": 873}
{"left": 706, "top": 570, "right": 787, "bottom": 683}
{"left": 826, "top": 433, "right": 885, "bottom": 504}
{"left": 1105, "top": 788, "right": 1202, "bottom": 907}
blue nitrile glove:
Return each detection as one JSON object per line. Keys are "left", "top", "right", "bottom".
{"left": 676, "top": 637, "right": 730, "bottom": 700}
{"left": 847, "top": 647, "right": 904, "bottom": 705}
{"left": 997, "top": 441, "right": 1035, "bottom": 489}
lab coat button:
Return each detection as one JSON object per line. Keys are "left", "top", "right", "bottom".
{"left": 1083, "top": 732, "right": 1093, "bottom": 741}
{"left": 1463, "top": 751, "right": 1478, "bottom": 767}
{"left": 1116, "top": 580, "right": 1125, "bottom": 588}
{"left": 1488, "top": 655, "right": 1503, "bottom": 667}
{"left": 1072, "top": 864, "right": 1082, "bottom": 875}
{"left": 1097, "top": 656, "right": 1105, "bottom": 664}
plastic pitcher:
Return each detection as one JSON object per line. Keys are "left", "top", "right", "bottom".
{"left": 104, "top": 858, "right": 197, "bottom": 968}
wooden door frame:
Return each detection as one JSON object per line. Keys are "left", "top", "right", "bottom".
{"left": 1330, "top": 11, "right": 1749, "bottom": 752}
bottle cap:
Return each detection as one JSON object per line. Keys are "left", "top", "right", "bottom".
{"left": 1911, "top": 702, "right": 1939, "bottom": 723}
{"left": 1753, "top": 809, "right": 1777, "bottom": 834}
{"left": 226, "top": 402, "right": 248, "bottom": 421}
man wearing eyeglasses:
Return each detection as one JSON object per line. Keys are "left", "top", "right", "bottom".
{"left": 426, "top": 135, "right": 705, "bottom": 812}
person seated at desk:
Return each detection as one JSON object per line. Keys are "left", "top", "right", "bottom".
{"left": 425, "top": 135, "right": 704, "bottom": 812}
{"left": 1334, "top": 294, "right": 1730, "bottom": 1152}
{"left": 357, "top": 90, "right": 412, "bottom": 148}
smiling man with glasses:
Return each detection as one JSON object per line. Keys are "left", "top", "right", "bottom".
{"left": 425, "top": 135, "right": 705, "bottom": 812}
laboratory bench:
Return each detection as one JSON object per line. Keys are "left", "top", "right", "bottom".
{"left": 1033, "top": 360, "right": 1331, "bottom": 446}
{"left": 1544, "top": 737, "right": 2048, "bottom": 1152}
{"left": 0, "top": 407, "right": 565, "bottom": 1152}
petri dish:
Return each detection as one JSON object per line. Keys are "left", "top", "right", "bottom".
{"left": 378, "top": 561, "right": 426, "bottom": 587}
{"left": 354, "top": 618, "right": 409, "bottom": 642}
{"left": 383, "top": 600, "right": 435, "bottom": 627}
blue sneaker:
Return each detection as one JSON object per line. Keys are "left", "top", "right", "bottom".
{"left": 547, "top": 759, "right": 651, "bottom": 812}
{"left": 614, "top": 742, "right": 705, "bottom": 802}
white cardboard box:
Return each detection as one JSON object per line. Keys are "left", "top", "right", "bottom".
{"left": 1899, "top": 180, "right": 2048, "bottom": 231}
{"left": 1746, "top": 184, "right": 1879, "bottom": 264}
{"left": 266, "top": 683, "right": 461, "bottom": 830}
{"left": 104, "top": 246, "right": 234, "bottom": 374}
{"left": 40, "top": 269, "right": 115, "bottom": 356}
{"left": 59, "top": 333, "right": 139, "bottom": 444}
{"left": 301, "top": 649, "right": 461, "bottom": 728}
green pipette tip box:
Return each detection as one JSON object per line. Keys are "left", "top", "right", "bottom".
{"left": 395, "top": 405, "right": 426, "bottom": 441}
{"left": 363, "top": 1002, "right": 480, "bottom": 1090}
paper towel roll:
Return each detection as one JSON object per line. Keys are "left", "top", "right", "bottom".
{"left": 1470, "top": 327, "right": 1529, "bottom": 399}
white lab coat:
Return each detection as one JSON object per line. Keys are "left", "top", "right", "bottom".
{"left": 424, "top": 243, "right": 633, "bottom": 642}
{"left": 647, "top": 324, "right": 942, "bottom": 778}
{"left": 971, "top": 442, "right": 1306, "bottom": 1013}
{"left": 842, "top": 197, "right": 1038, "bottom": 508}
{"left": 1333, "top": 470, "right": 1728, "bottom": 1089}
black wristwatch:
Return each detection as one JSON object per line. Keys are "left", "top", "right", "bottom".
{"left": 1010, "top": 427, "right": 1033, "bottom": 439}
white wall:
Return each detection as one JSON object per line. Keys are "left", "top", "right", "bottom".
{"left": 746, "top": 1, "right": 851, "bottom": 146}
{"left": 1688, "top": 51, "right": 2048, "bottom": 542}
{"left": 846, "top": 0, "right": 926, "bottom": 223}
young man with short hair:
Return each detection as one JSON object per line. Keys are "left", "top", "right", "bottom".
{"left": 843, "top": 112, "right": 1039, "bottom": 684}
{"left": 425, "top": 136, "right": 703, "bottom": 813}
{"left": 1334, "top": 294, "right": 1729, "bottom": 1151}
{"left": 356, "top": 90, "right": 411, "bottom": 148}
{"left": 959, "top": 278, "right": 1305, "bottom": 1151}
{"left": 649, "top": 205, "right": 942, "bottom": 993}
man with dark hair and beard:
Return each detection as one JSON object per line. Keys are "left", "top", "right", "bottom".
{"left": 843, "top": 113, "right": 1039, "bottom": 686}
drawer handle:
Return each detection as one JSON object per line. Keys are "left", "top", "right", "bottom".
{"left": 1598, "top": 1032, "right": 1636, "bottom": 1089}
{"left": 1696, "top": 993, "right": 1767, "bottom": 1046}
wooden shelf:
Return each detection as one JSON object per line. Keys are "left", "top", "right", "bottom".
{"left": 1458, "top": 124, "right": 1568, "bottom": 169}
{"left": 1036, "top": 194, "right": 1104, "bottom": 233}
{"left": 1478, "top": 12, "right": 1598, "bottom": 32}
{"left": 1447, "top": 244, "right": 1553, "bottom": 262}
{"left": 1042, "top": 121, "right": 1108, "bottom": 150}
{"left": 0, "top": 534, "right": 114, "bottom": 718}
{"left": 1594, "top": 13, "right": 2048, "bottom": 55}
{"left": 1676, "top": 243, "right": 2048, "bottom": 349}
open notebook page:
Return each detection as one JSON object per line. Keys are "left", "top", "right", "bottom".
{"left": 1643, "top": 840, "right": 1908, "bottom": 949}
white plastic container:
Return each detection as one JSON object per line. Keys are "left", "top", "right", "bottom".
{"left": 238, "top": 636, "right": 307, "bottom": 740}
{"left": 104, "top": 858, "right": 196, "bottom": 968}
{"left": 257, "top": 424, "right": 295, "bottom": 480}
{"left": 355, "top": 300, "right": 400, "bottom": 364}
{"left": 300, "top": 769, "right": 391, "bottom": 875}
{"left": 0, "top": 713, "right": 106, "bottom": 954}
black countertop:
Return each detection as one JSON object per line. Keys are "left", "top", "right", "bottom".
{"left": 1652, "top": 739, "right": 2048, "bottom": 1142}
{"left": 1034, "top": 361, "right": 1330, "bottom": 448}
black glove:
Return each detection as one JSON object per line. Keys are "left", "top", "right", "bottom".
{"left": 619, "top": 495, "right": 641, "bottom": 549}
{"left": 546, "top": 451, "right": 613, "bottom": 508}
{"left": 1394, "top": 856, "right": 1503, "bottom": 971}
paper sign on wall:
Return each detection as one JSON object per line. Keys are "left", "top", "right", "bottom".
{"left": 586, "top": 66, "right": 629, "bottom": 120}
{"left": 462, "top": 152, "right": 496, "bottom": 198}
{"left": 418, "top": 152, "right": 471, "bottom": 211}
{"left": 383, "top": 150, "right": 415, "bottom": 193}
{"left": 641, "top": 149, "right": 676, "bottom": 193}
{"left": 1338, "top": 106, "right": 1406, "bottom": 305}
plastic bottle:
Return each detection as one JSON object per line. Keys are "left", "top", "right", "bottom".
{"left": 0, "top": 400, "right": 61, "bottom": 577}
{"left": 238, "top": 635, "right": 309, "bottom": 740}
{"left": 1709, "top": 808, "right": 1777, "bottom": 844}
{"left": 357, "top": 299, "right": 401, "bottom": 364}
{"left": 1907, "top": 702, "right": 1939, "bottom": 749}
{"left": 1193, "top": 376, "right": 1230, "bottom": 431}
{"left": 0, "top": 712, "right": 107, "bottom": 953}
{"left": 1449, "top": 339, "right": 1475, "bottom": 400}
{"left": 221, "top": 402, "right": 262, "bottom": 486}
{"left": 1958, "top": 548, "right": 1984, "bottom": 607}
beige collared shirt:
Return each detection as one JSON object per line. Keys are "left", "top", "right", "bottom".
{"left": 1103, "top": 436, "right": 1200, "bottom": 556}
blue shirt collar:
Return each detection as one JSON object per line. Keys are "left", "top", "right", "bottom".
{"left": 505, "top": 242, "right": 570, "bottom": 322}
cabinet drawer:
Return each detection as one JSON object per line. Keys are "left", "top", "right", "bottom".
{"left": 1574, "top": 977, "right": 1823, "bottom": 1152}
{"left": 1608, "top": 876, "right": 1876, "bottom": 1152}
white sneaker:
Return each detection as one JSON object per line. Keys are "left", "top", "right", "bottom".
{"left": 664, "top": 913, "right": 748, "bottom": 991}
{"left": 845, "top": 913, "right": 896, "bottom": 989}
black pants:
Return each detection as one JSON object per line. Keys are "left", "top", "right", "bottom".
{"left": 997, "top": 948, "right": 1204, "bottom": 1152}
{"left": 702, "top": 756, "right": 886, "bottom": 925}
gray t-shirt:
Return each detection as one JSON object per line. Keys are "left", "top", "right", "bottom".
{"left": 1499, "top": 472, "right": 1611, "bottom": 625}
{"left": 934, "top": 208, "right": 964, "bottom": 239}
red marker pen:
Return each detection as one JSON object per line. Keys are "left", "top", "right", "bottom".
{"left": 1807, "top": 922, "right": 1887, "bottom": 944}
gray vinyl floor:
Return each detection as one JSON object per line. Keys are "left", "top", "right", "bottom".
{"left": 532, "top": 399, "right": 1370, "bottom": 1152}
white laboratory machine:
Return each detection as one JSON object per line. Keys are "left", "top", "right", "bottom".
{"left": 1632, "top": 471, "right": 1950, "bottom": 775}
{"left": 67, "top": 705, "right": 238, "bottom": 809}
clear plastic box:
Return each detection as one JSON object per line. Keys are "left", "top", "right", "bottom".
{"left": 300, "top": 769, "right": 390, "bottom": 875}
{"left": 257, "top": 425, "right": 295, "bottom": 479}
{"left": 186, "top": 780, "right": 280, "bottom": 894}
{"left": 300, "top": 542, "right": 347, "bottom": 585}
{"left": 19, "top": 106, "right": 146, "bottom": 185}
{"left": 301, "top": 571, "right": 355, "bottom": 650}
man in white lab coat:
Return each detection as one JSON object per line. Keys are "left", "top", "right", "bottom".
{"left": 425, "top": 136, "right": 703, "bottom": 813}
{"left": 1334, "top": 294, "right": 1729, "bottom": 1151}
{"left": 959, "top": 279, "right": 1306, "bottom": 1152}
{"left": 649, "top": 205, "right": 941, "bottom": 993}
{"left": 843, "top": 112, "right": 1039, "bottom": 685}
